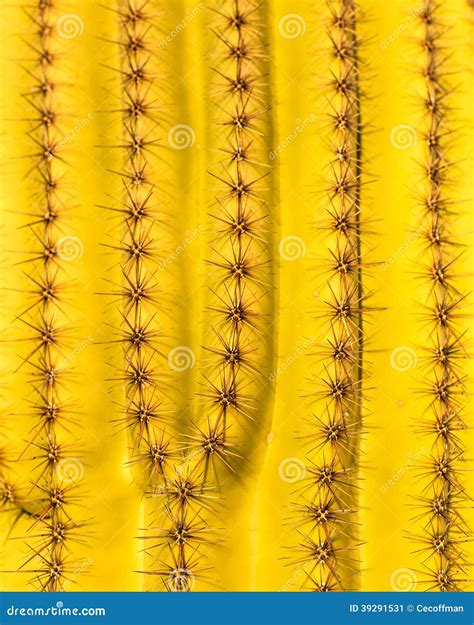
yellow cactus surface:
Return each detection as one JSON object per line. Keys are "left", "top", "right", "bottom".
{"left": 0, "top": 0, "right": 472, "bottom": 593}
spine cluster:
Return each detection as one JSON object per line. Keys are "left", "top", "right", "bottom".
{"left": 295, "top": 0, "right": 365, "bottom": 591}
{"left": 202, "top": 0, "right": 270, "bottom": 473}
{"left": 413, "top": 2, "right": 470, "bottom": 591}
{"left": 14, "top": 0, "right": 84, "bottom": 591}
{"left": 109, "top": 1, "right": 184, "bottom": 590}
{"left": 111, "top": 0, "right": 169, "bottom": 492}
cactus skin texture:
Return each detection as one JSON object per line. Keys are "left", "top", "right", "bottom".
{"left": 106, "top": 0, "right": 200, "bottom": 591}
{"left": 1, "top": 0, "right": 87, "bottom": 591}
{"left": 410, "top": 1, "right": 471, "bottom": 592}
{"left": 0, "top": 0, "right": 472, "bottom": 592}
{"left": 288, "top": 0, "right": 368, "bottom": 592}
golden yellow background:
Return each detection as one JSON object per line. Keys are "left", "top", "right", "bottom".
{"left": 0, "top": 0, "right": 472, "bottom": 591}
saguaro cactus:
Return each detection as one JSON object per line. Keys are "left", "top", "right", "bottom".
{"left": 0, "top": 0, "right": 471, "bottom": 593}
{"left": 4, "top": 0, "right": 86, "bottom": 591}
{"left": 410, "top": 1, "right": 470, "bottom": 591}
{"left": 289, "top": 0, "right": 368, "bottom": 592}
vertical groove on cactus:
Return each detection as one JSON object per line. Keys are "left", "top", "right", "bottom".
{"left": 292, "top": 0, "right": 367, "bottom": 591}
{"left": 10, "top": 0, "right": 85, "bottom": 590}
{"left": 411, "top": 2, "right": 470, "bottom": 591}
{"left": 141, "top": 0, "right": 275, "bottom": 590}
